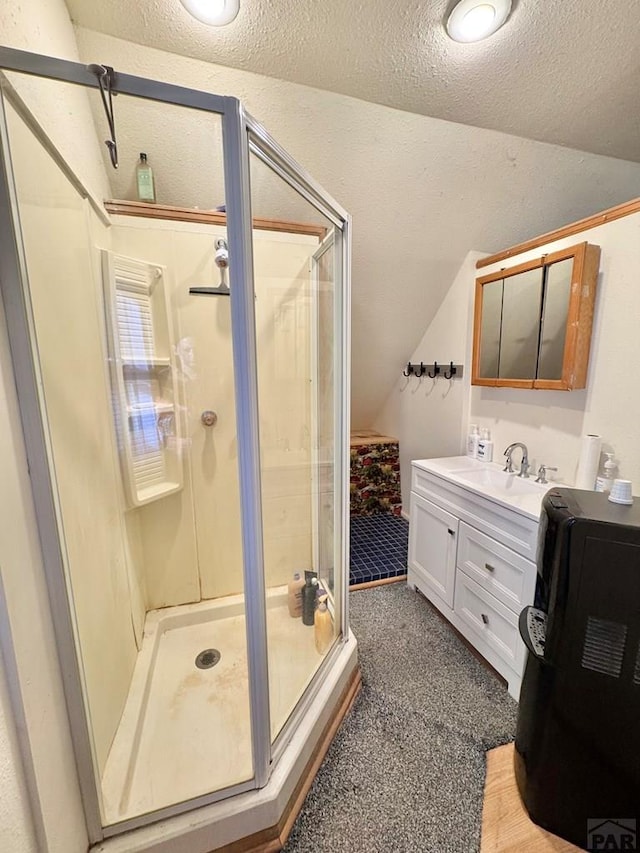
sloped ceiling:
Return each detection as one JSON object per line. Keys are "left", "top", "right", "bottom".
{"left": 66, "top": 0, "right": 640, "bottom": 162}
{"left": 63, "top": 2, "right": 640, "bottom": 427}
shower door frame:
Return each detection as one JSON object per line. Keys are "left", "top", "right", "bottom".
{"left": 0, "top": 45, "right": 351, "bottom": 845}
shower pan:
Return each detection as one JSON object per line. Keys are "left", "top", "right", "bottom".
{"left": 0, "top": 46, "right": 356, "bottom": 852}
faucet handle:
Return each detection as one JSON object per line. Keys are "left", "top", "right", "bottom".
{"left": 503, "top": 447, "right": 514, "bottom": 473}
{"left": 535, "top": 464, "right": 557, "bottom": 484}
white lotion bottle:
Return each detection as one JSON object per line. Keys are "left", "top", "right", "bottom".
{"left": 467, "top": 424, "right": 480, "bottom": 459}
{"left": 477, "top": 428, "right": 494, "bottom": 462}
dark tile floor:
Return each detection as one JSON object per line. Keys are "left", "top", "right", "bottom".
{"left": 349, "top": 513, "right": 409, "bottom": 587}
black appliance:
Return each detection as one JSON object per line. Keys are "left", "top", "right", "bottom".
{"left": 515, "top": 488, "right": 640, "bottom": 850}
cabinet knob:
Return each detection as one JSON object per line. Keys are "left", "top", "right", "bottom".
{"left": 485, "top": 563, "right": 495, "bottom": 572}
{"left": 447, "top": 528, "right": 455, "bottom": 536}
{"left": 481, "top": 613, "right": 489, "bottom": 625}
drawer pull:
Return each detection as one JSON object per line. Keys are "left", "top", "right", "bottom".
{"left": 448, "top": 528, "right": 455, "bottom": 536}
{"left": 485, "top": 563, "right": 495, "bottom": 573}
{"left": 481, "top": 613, "right": 489, "bottom": 625}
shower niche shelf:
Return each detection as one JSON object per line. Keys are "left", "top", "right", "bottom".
{"left": 102, "top": 251, "right": 183, "bottom": 507}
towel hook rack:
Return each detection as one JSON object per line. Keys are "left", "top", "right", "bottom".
{"left": 401, "top": 362, "right": 464, "bottom": 380}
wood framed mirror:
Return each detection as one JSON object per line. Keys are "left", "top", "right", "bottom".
{"left": 472, "top": 242, "right": 601, "bottom": 390}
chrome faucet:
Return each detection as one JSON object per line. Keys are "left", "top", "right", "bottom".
{"left": 504, "top": 442, "right": 530, "bottom": 478}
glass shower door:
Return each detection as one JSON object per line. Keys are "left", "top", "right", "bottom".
{"left": 247, "top": 141, "right": 347, "bottom": 743}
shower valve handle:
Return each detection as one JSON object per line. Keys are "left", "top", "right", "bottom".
{"left": 201, "top": 410, "right": 218, "bottom": 427}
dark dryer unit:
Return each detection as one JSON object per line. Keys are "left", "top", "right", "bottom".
{"left": 515, "top": 488, "right": 640, "bottom": 850}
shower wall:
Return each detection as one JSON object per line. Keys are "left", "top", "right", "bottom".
{"left": 3, "top": 98, "right": 144, "bottom": 775}
{"left": 110, "top": 215, "right": 320, "bottom": 607}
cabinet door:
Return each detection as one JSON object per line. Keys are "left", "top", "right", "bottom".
{"left": 409, "top": 493, "right": 458, "bottom": 607}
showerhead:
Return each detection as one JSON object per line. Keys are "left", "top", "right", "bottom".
{"left": 214, "top": 238, "right": 229, "bottom": 269}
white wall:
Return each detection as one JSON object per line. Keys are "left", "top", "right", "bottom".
{"left": 374, "top": 251, "right": 481, "bottom": 510}
{"left": 384, "top": 211, "right": 640, "bottom": 509}
{"left": 74, "top": 28, "right": 640, "bottom": 430}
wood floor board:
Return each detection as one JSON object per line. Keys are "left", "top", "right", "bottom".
{"left": 481, "top": 743, "right": 583, "bottom": 853}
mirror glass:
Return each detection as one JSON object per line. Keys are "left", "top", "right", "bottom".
{"left": 478, "top": 279, "right": 503, "bottom": 378}
{"left": 498, "top": 268, "right": 543, "bottom": 379}
{"left": 537, "top": 258, "right": 572, "bottom": 380}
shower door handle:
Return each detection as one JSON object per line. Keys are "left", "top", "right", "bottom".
{"left": 201, "top": 410, "right": 218, "bottom": 427}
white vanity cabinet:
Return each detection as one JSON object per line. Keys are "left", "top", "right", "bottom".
{"left": 407, "top": 458, "right": 541, "bottom": 699}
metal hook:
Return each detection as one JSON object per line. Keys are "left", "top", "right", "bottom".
{"left": 415, "top": 362, "right": 427, "bottom": 378}
{"left": 88, "top": 63, "right": 118, "bottom": 169}
{"left": 427, "top": 361, "right": 440, "bottom": 379}
{"left": 444, "top": 361, "right": 457, "bottom": 380}
{"left": 403, "top": 362, "right": 412, "bottom": 377}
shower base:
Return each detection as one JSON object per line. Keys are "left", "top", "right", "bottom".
{"left": 101, "top": 588, "right": 326, "bottom": 824}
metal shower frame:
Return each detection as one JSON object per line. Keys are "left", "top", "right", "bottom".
{"left": 0, "top": 45, "right": 351, "bottom": 845}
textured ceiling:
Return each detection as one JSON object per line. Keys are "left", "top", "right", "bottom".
{"left": 65, "top": 0, "right": 640, "bottom": 162}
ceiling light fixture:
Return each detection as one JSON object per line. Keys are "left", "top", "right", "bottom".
{"left": 179, "top": 0, "right": 240, "bottom": 26}
{"left": 446, "top": 0, "right": 511, "bottom": 42}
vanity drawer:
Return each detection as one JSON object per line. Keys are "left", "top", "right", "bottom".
{"left": 454, "top": 573, "right": 525, "bottom": 674}
{"left": 457, "top": 522, "right": 535, "bottom": 613}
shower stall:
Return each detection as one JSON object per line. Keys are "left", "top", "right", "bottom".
{"left": 0, "top": 46, "right": 356, "bottom": 850}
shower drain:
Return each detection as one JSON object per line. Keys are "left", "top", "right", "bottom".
{"left": 195, "top": 648, "right": 221, "bottom": 670}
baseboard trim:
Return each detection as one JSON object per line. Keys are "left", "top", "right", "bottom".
{"left": 213, "top": 666, "right": 362, "bottom": 853}
{"left": 350, "top": 575, "right": 407, "bottom": 591}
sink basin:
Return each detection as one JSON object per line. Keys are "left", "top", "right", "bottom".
{"left": 412, "top": 456, "right": 561, "bottom": 520}
{"left": 455, "top": 467, "right": 548, "bottom": 496}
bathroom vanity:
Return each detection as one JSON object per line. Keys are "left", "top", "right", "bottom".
{"left": 407, "top": 456, "right": 549, "bottom": 699}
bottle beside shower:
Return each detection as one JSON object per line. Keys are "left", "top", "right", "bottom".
{"left": 302, "top": 571, "right": 319, "bottom": 626}
{"left": 136, "top": 152, "right": 156, "bottom": 203}
{"left": 287, "top": 572, "right": 305, "bottom": 618}
{"left": 314, "top": 596, "right": 334, "bottom": 655}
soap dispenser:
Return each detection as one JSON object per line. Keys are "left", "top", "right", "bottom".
{"left": 477, "top": 428, "right": 493, "bottom": 462}
{"left": 595, "top": 453, "right": 616, "bottom": 493}
{"left": 467, "top": 424, "right": 480, "bottom": 459}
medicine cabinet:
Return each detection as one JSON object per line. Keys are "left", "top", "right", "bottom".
{"left": 472, "top": 242, "right": 601, "bottom": 390}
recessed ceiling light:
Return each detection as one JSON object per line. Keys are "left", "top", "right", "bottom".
{"left": 446, "top": 0, "right": 511, "bottom": 42}
{"left": 179, "top": 0, "right": 240, "bottom": 26}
